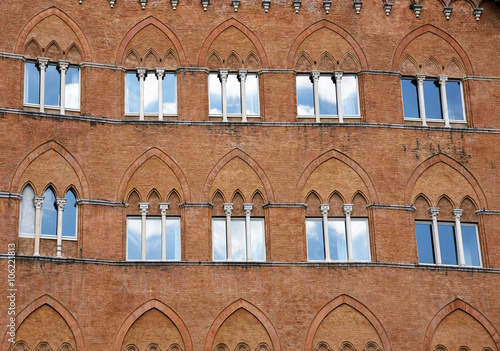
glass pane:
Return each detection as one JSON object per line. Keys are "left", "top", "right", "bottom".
{"left": 163, "top": 73, "right": 177, "bottom": 115}
{"left": 146, "top": 217, "right": 161, "bottom": 260}
{"left": 125, "top": 72, "right": 140, "bottom": 113}
{"left": 25, "top": 62, "right": 40, "bottom": 105}
{"left": 306, "top": 219, "right": 325, "bottom": 260}
{"left": 127, "top": 217, "right": 141, "bottom": 260}
{"left": 41, "top": 188, "right": 57, "bottom": 236}
{"left": 461, "top": 225, "right": 480, "bottom": 267}
{"left": 226, "top": 74, "right": 241, "bottom": 115}
{"left": 351, "top": 218, "right": 370, "bottom": 261}
{"left": 424, "top": 80, "right": 442, "bottom": 119}
{"left": 62, "top": 190, "right": 77, "bottom": 237}
{"left": 438, "top": 224, "right": 457, "bottom": 265}
{"left": 209, "top": 73, "right": 222, "bottom": 115}
{"left": 251, "top": 218, "right": 265, "bottom": 261}
{"left": 318, "top": 75, "right": 337, "bottom": 115}
{"left": 401, "top": 79, "right": 419, "bottom": 118}
{"left": 415, "top": 223, "right": 434, "bottom": 264}
{"left": 212, "top": 218, "right": 226, "bottom": 260}
{"left": 231, "top": 218, "right": 246, "bottom": 260}
{"left": 65, "top": 67, "right": 80, "bottom": 109}
{"left": 447, "top": 81, "right": 465, "bottom": 121}
{"left": 144, "top": 72, "right": 159, "bottom": 114}
{"left": 327, "top": 219, "right": 347, "bottom": 261}
{"left": 246, "top": 74, "right": 260, "bottom": 116}
{"left": 165, "top": 217, "right": 181, "bottom": 260}
{"left": 297, "top": 75, "right": 314, "bottom": 116}
{"left": 19, "top": 185, "right": 35, "bottom": 236}
{"left": 45, "top": 64, "right": 61, "bottom": 107}
{"left": 342, "top": 75, "right": 359, "bottom": 116}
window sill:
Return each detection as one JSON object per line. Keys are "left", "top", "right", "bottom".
{"left": 208, "top": 115, "right": 261, "bottom": 122}
{"left": 18, "top": 234, "right": 78, "bottom": 241}
{"left": 123, "top": 114, "right": 178, "bottom": 121}
{"left": 23, "top": 104, "right": 81, "bottom": 114}
{"left": 417, "top": 262, "right": 481, "bottom": 268}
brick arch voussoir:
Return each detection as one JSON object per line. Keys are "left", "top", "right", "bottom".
{"left": 286, "top": 20, "right": 368, "bottom": 70}
{"left": 202, "top": 148, "right": 275, "bottom": 203}
{"left": 15, "top": 7, "right": 91, "bottom": 61}
{"left": 295, "top": 149, "right": 377, "bottom": 203}
{"left": 391, "top": 24, "right": 473, "bottom": 75}
{"left": 1, "top": 295, "right": 85, "bottom": 351}
{"left": 203, "top": 299, "right": 281, "bottom": 351}
{"left": 10, "top": 140, "right": 90, "bottom": 198}
{"left": 198, "top": 18, "right": 269, "bottom": 68}
{"left": 304, "top": 294, "right": 391, "bottom": 351}
{"left": 116, "top": 16, "right": 187, "bottom": 66}
{"left": 404, "top": 153, "right": 487, "bottom": 209}
{"left": 423, "top": 299, "right": 500, "bottom": 351}
{"left": 117, "top": 147, "right": 191, "bottom": 202}
{"left": 112, "top": 299, "right": 194, "bottom": 351}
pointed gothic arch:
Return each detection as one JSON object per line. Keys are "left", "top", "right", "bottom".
{"left": 304, "top": 295, "right": 391, "bottom": 351}
{"left": 203, "top": 299, "right": 281, "bottom": 351}
{"left": 112, "top": 299, "right": 193, "bottom": 351}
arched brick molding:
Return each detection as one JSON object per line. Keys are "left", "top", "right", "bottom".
{"left": 423, "top": 299, "right": 500, "bottom": 351}
{"left": 286, "top": 20, "right": 368, "bottom": 70}
{"left": 115, "top": 16, "right": 187, "bottom": 66}
{"left": 1, "top": 295, "right": 85, "bottom": 351}
{"left": 203, "top": 299, "right": 281, "bottom": 351}
{"left": 112, "top": 299, "right": 194, "bottom": 351}
{"left": 404, "top": 153, "right": 487, "bottom": 209}
{"left": 10, "top": 140, "right": 90, "bottom": 198}
{"left": 198, "top": 19, "right": 269, "bottom": 68}
{"left": 117, "top": 147, "right": 191, "bottom": 202}
{"left": 304, "top": 295, "right": 391, "bottom": 351}
{"left": 391, "top": 24, "right": 473, "bottom": 75}
{"left": 202, "top": 148, "right": 275, "bottom": 203}
{"left": 15, "top": 7, "right": 91, "bottom": 61}
{"left": 295, "top": 149, "right": 377, "bottom": 203}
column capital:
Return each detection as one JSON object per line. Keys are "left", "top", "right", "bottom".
{"left": 137, "top": 67, "right": 147, "bottom": 78}
{"left": 243, "top": 203, "right": 253, "bottom": 216}
{"left": 311, "top": 70, "right": 321, "bottom": 81}
{"left": 139, "top": 202, "right": 149, "bottom": 215}
{"left": 159, "top": 202, "right": 169, "bottom": 215}
{"left": 320, "top": 204, "right": 330, "bottom": 216}
{"left": 343, "top": 203, "right": 353, "bottom": 216}
{"left": 218, "top": 68, "right": 229, "bottom": 81}
{"left": 37, "top": 57, "right": 49, "bottom": 70}
{"left": 429, "top": 207, "right": 440, "bottom": 219}
{"left": 155, "top": 67, "right": 165, "bottom": 78}
{"left": 238, "top": 68, "right": 248, "bottom": 81}
{"left": 452, "top": 209, "right": 463, "bottom": 221}
{"left": 416, "top": 74, "right": 426, "bottom": 84}
{"left": 34, "top": 196, "right": 45, "bottom": 209}
{"left": 58, "top": 60, "right": 70, "bottom": 72}
{"left": 56, "top": 198, "right": 67, "bottom": 210}
{"left": 334, "top": 70, "right": 344, "bottom": 81}
{"left": 223, "top": 203, "right": 234, "bottom": 216}
{"left": 438, "top": 75, "right": 449, "bottom": 85}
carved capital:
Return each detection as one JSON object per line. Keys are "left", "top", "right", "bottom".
{"left": 334, "top": 70, "right": 344, "bottom": 82}
{"left": 238, "top": 68, "right": 248, "bottom": 82}
{"left": 223, "top": 203, "right": 234, "bottom": 216}
{"left": 320, "top": 204, "right": 330, "bottom": 217}
{"left": 416, "top": 74, "right": 426, "bottom": 84}
{"left": 139, "top": 202, "right": 149, "bottom": 215}
{"left": 159, "top": 202, "right": 169, "bottom": 216}
{"left": 311, "top": 70, "right": 321, "bottom": 82}
{"left": 137, "top": 67, "right": 147, "bottom": 79}
{"left": 56, "top": 198, "right": 67, "bottom": 211}
{"left": 243, "top": 203, "right": 253, "bottom": 216}
{"left": 58, "top": 60, "right": 70, "bottom": 72}
{"left": 343, "top": 204, "right": 353, "bottom": 216}
{"left": 438, "top": 75, "right": 449, "bottom": 86}
{"left": 34, "top": 196, "right": 45, "bottom": 209}
{"left": 218, "top": 68, "right": 229, "bottom": 82}
{"left": 429, "top": 207, "right": 440, "bottom": 219}
{"left": 452, "top": 209, "right": 463, "bottom": 221}
{"left": 37, "top": 57, "right": 49, "bottom": 70}
{"left": 155, "top": 68, "right": 165, "bottom": 79}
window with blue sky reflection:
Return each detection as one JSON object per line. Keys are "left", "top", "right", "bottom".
{"left": 125, "top": 71, "right": 177, "bottom": 115}
{"left": 208, "top": 72, "right": 260, "bottom": 116}
{"left": 415, "top": 221, "right": 481, "bottom": 267}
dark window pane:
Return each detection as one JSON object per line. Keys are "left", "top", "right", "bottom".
{"left": 415, "top": 223, "right": 435, "bottom": 264}
{"left": 461, "top": 225, "right": 480, "bottom": 266}
{"left": 41, "top": 188, "right": 57, "bottom": 236}
{"left": 25, "top": 62, "right": 40, "bottom": 105}
{"left": 447, "top": 81, "right": 464, "bottom": 121}
{"left": 62, "top": 189, "right": 77, "bottom": 237}
{"left": 125, "top": 73, "right": 140, "bottom": 113}
{"left": 297, "top": 75, "right": 314, "bottom": 116}
{"left": 423, "top": 80, "right": 442, "bottom": 119}
{"left": 318, "top": 75, "right": 336, "bottom": 115}
{"left": 438, "top": 224, "right": 457, "bottom": 265}
{"left": 401, "top": 79, "right": 419, "bottom": 118}
{"left": 45, "top": 64, "right": 61, "bottom": 107}
{"left": 306, "top": 219, "right": 325, "bottom": 260}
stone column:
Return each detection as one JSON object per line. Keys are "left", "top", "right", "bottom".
{"left": 244, "top": 203, "right": 253, "bottom": 260}
{"left": 311, "top": 70, "right": 321, "bottom": 123}
{"left": 429, "top": 207, "right": 442, "bottom": 265}
{"left": 137, "top": 67, "right": 147, "bottom": 120}
{"left": 223, "top": 203, "right": 234, "bottom": 260}
{"left": 139, "top": 202, "right": 149, "bottom": 260}
{"left": 334, "top": 70, "right": 344, "bottom": 123}
{"left": 438, "top": 75, "right": 450, "bottom": 127}
{"left": 156, "top": 68, "right": 165, "bottom": 121}
{"left": 159, "top": 203, "right": 169, "bottom": 261}
{"left": 452, "top": 209, "right": 465, "bottom": 266}
{"left": 219, "top": 69, "right": 229, "bottom": 122}
{"left": 37, "top": 57, "right": 49, "bottom": 113}
{"left": 58, "top": 60, "right": 70, "bottom": 114}
{"left": 416, "top": 74, "right": 427, "bottom": 126}
{"left": 320, "top": 204, "right": 331, "bottom": 261}
{"left": 343, "top": 204, "right": 354, "bottom": 261}
{"left": 238, "top": 69, "right": 248, "bottom": 122}
{"left": 56, "top": 198, "right": 66, "bottom": 257}
{"left": 33, "top": 196, "right": 44, "bottom": 256}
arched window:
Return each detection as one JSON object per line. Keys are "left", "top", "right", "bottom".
{"left": 62, "top": 189, "right": 77, "bottom": 238}
{"left": 41, "top": 187, "right": 57, "bottom": 236}
{"left": 19, "top": 184, "right": 36, "bottom": 236}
